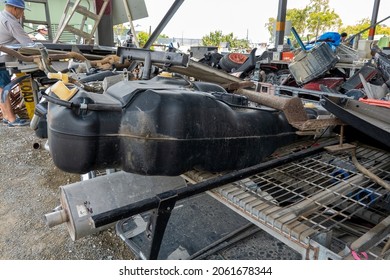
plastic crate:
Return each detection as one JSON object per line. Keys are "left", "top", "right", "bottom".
{"left": 288, "top": 43, "right": 339, "bottom": 85}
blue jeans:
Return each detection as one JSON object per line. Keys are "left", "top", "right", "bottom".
{"left": 0, "top": 69, "right": 11, "bottom": 88}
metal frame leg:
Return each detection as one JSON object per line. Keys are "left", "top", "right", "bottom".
{"left": 146, "top": 190, "right": 178, "bottom": 260}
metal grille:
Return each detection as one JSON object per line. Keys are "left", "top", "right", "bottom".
{"left": 204, "top": 144, "right": 390, "bottom": 259}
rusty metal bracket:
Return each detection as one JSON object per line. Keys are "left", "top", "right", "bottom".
{"left": 236, "top": 88, "right": 344, "bottom": 132}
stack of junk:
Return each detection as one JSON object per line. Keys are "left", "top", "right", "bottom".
{"left": 1, "top": 26, "right": 388, "bottom": 260}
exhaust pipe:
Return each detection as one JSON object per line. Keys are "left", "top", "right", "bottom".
{"left": 45, "top": 208, "right": 68, "bottom": 227}
{"left": 43, "top": 171, "right": 186, "bottom": 240}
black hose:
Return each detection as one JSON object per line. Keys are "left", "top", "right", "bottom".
{"left": 78, "top": 71, "right": 118, "bottom": 83}
{"left": 86, "top": 103, "right": 122, "bottom": 112}
{"left": 42, "top": 92, "right": 122, "bottom": 112}
{"left": 42, "top": 93, "right": 73, "bottom": 108}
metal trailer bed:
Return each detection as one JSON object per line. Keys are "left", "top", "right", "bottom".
{"left": 182, "top": 141, "right": 390, "bottom": 260}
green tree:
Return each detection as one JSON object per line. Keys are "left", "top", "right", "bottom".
{"left": 286, "top": 8, "right": 309, "bottom": 35}
{"left": 306, "top": 0, "right": 342, "bottom": 38}
{"left": 136, "top": 31, "right": 149, "bottom": 47}
{"left": 201, "top": 30, "right": 224, "bottom": 46}
{"left": 341, "top": 18, "right": 390, "bottom": 39}
{"left": 113, "top": 23, "right": 127, "bottom": 37}
{"left": 201, "top": 30, "right": 249, "bottom": 50}
{"left": 135, "top": 31, "right": 169, "bottom": 48}
{"left": 265, "top": 0, "right": 341, "bottom": 42}
{"left": 264, "top": 17, "right": 276, "bottom": 43}
{"left": 376, "top": 25, "right": 390, "bottom": 36}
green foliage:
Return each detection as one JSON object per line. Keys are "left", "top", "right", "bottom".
{"left": 265, "top": 0, "right": 342, "bottom": 42}
{"left": 136, "top": 31, "right": 169, "bottom": 48}
{"left": 201, "top": 30, "right": 249, "bottom": 50}
{"left": 113, "top": 24, "right": 127, "bottom": 37}
{"left": 159, "top": 34, "right": 169, "bottom": 39}
{"left": 201, "top": 30, "right": 223, "bottom": 46}
{"left": 286, "top": 8, "right": 309, "bottom": 35}
{"left": 264, "top": 17, "right": 276, "bottom": 39}
{"left": 376, "top": 25, "right": 390, "bottom": 36}
{"left": 305, "top": 0, "right": 342, "bottom": 37}
{"left": 340, "top": 18, "right": 390, "bottom": 39}
{"left": 136, "top": 31, "right": 149, "bottom": 48}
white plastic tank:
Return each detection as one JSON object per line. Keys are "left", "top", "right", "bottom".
{"left": 358, "top": 39, "right": 374, "bottom": 59}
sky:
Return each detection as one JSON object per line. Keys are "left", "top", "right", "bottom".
{"left": 133, "top": 0, "right": 390, "bottom": 43}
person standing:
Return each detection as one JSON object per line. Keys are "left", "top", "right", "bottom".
{"left": 0, "top": 0, "right": 33, "bottom": 127}
{"left": 35, "top": 24, "right": 48, "bottom": 40}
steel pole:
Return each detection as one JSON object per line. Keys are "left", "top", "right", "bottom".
{"left": 368, "top": 0, "right": 380, "bottom": 40}
{"left": 275, "top": 0, "right": 288, "bottom": 48}
{"left": 144, "top": 0, "right": 185, "bottom": 49}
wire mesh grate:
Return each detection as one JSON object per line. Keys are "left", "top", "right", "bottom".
{"left": 211, "top": 144, "right": 390, "bottom": 257}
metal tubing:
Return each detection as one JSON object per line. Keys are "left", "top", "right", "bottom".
{"left": 368, "top": 0, "right": 381, "bottom": 40}
{"left": 117, "top": 47, "right": 189, "bottom": 67}
{"left": 291, "top": 27, "right": 306, "bottom": 51}
{"left": 122, "top": 0, "right": 140, "bottom": 48}
{"left": 92, "top": 138, "right": 338, "bottom": 228}
{"left": 44, "top": 209, "right": 68, "bottom": 227}
{"left": 275, "top": 0, "right": 288, "bottom": 47}
{"left": 141, "top": 51, "right": 152, "bottom": 80}
{"left": 143, "top": 0, "right": 185, "bottom": 49}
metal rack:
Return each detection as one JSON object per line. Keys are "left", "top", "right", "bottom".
{"left": 90, "top": 138, "right": 389, "bottom": 260}
{"left": 185, "top": 144, "right": 390, "bottom": 259}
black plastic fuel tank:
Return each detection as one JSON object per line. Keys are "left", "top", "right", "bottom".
{"left": 48, "top": 79, "right": 298, "bottom": 176}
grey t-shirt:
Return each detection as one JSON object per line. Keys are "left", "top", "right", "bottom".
{"left": 0, "top": 9, "right": 34, "bottom": 64}
{"left": 0, "top": 10, "right": 33, "bottom": 45}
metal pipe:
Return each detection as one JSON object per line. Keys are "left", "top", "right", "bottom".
{"left": 143, "top": 0, "right": 185, "bottom": 49}
{"left": 141, "top": 51, "right": 151, "bottom": 80}
{"left": 291, "top": 27, "right": 306, "bottom": 51}
{"left": 368, "top": 0, "right": 381, "bottom": 40}
{"left": 275, "top": 0, "right": 288, "bottom": 47}
{"left": 122, "top": 0, "right": 140, "bottom": 47}
{"left": 44, "top": 209, "right": 68, "bottom": 227}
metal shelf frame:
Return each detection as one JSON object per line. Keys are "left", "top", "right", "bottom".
{"left": 196, "top": 145, "right": 390, "bottom": 259}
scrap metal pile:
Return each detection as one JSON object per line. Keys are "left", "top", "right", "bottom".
{"left": 1, "top": 36, "right": 389, "bottom": 259}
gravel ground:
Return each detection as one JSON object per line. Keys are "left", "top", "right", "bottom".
{"left": 0, "top": 124, "right": 134, "bottom": 260}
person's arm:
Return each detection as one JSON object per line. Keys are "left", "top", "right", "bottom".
{"left": 6, "top": 21, "right": 33, "bottom": 44}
